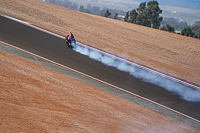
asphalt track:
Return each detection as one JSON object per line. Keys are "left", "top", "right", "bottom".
{"left": 0, "top": 15, "right": 200, "bottom": 122}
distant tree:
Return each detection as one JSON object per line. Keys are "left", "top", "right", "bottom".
{"left": 87, "top": 4, "right": 92, "bottom": 11}
{"left": 129, "top": 9, "right": 138, "bottom": 23}
{"left": 136, "top": 2, "right": 146, "bottom": 14}
{"left": 192, "top": 26, "right": 200, "bottom": 36}
{"left": 113, "top": 13, "right": 118, "bottom": 19}
{"left": 124, "top": 11, "right": 129, "bottom": 22}
{"left": 135, "top": 13, "right": 146, "bottom": 25}
{"left": 181, "top": 27, "right": 193, "bottom": 35}
{"left": 160, "top": 24, "right": 174, "bottom": 32}
{"left": 194, "top": 29, "right": 200, "bottom": 36}
{"left": 78, "top": 5, "right": 91, "bottom": 13}
{"left": 160, "top": 25, "right": 168, "bottom": 31}
{"left": 161, "top": 18, "right": 189, "bottom": 31}
{"left": 166, "top": 24, "right": 175, "bottom": 32}
{"left": 79, "top": 5, "right": 85, "bottom": 12}
{"left": 192, "top": 26, "right": 200, "bottom": 31}
{"left": 136, "top": 2, "right": 147, "bottom": 25}
{"left": 128, "top": 1, "right": 162, "bottom": 28}
{"left": 146, "top": 0, "right": 163, "bottom": 28}
{"left": 104, "top": 9, "right": 111, "bottom": 17}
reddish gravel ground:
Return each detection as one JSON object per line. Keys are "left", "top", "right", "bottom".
{"left": 0, "top": 51, "right": 199, "bottom": 132}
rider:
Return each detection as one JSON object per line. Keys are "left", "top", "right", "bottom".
{"left": 65, "top": 32, "right": 75, "bottom": 47}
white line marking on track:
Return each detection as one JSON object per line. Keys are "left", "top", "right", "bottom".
{"left": 1, "top": 40, "right": 200, "bottom": 124}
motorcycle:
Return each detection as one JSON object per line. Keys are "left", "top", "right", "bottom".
{"left": 66, "top": 36, "right": 76, "bottom": 49}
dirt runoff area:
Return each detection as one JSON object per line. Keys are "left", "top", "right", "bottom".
{"left": 0, "top": 0, "right": 200, "bottom": 85}
{"left": 0, "top": 50, "right": 199, "bottom": 132}
{"left": 0, "top": 0, "right": 200, "bottom": 132}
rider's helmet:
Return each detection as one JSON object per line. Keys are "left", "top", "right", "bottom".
{"left": 68, "top": 32, "right": 72, "bottom": 38}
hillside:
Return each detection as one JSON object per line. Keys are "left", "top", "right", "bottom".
{"left": 1, "top": 0, "right": 199, "bottom": 85}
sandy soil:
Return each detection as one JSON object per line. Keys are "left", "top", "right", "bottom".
{"left": 0, "top": 0, "right": 200, "bottom": 132}
{"left": 0, "top": 0, "right": 200, "bottom": 85}
{"left": 0, "top": 51, "right": 199, "bottom": 132}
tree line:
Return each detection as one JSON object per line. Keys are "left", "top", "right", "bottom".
{"left": 181, "top": 25, "right": 200, "bottom": 36}
{"left": 81, "top": 0, "right": 164, "bottom": 30}
{"left": 78, "top": 4, "right": 124, "bottom": 20}
{"left": 44, "top": 0, "right": 200, "bottom": 36}
{"left": 161, "top": 18, "right": 200, "bottom": 36}
{"left": 44, "top": 0, "right": 125, "bottom": 20}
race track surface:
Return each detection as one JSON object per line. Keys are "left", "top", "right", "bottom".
{"left": 0, "top": 15, "right": 200, "bottom": 121}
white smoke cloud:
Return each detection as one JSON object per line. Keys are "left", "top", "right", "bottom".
{"left": 73, "top": 43, "right": 200, "bottom": 102}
